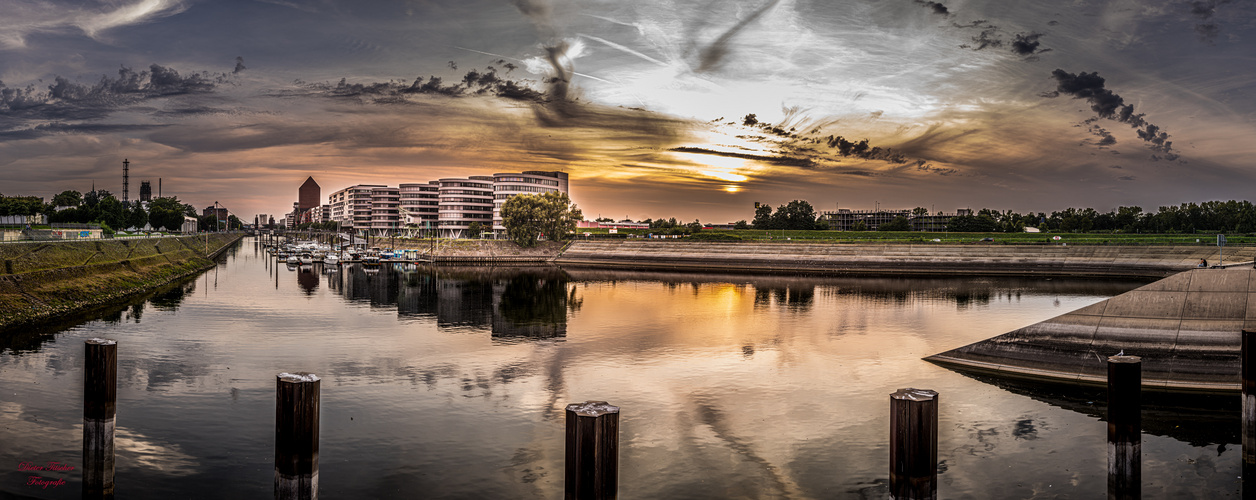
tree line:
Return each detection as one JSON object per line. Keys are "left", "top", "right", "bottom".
{"left": 946, "top": 201, "right": 1256, "bottom": 233}
{"left": 1, "top": 190, "right": 240, "bottom": 232}
{"left": 745, "top": 199, "right": 1256, "bottom": 233}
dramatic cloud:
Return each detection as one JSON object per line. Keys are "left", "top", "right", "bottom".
{"left": 1, "top": 64, "right": 226, "bottom": 133}
{"left": 914, "top": 1, "right": 949, "bottom": 16}
{"left": 4, "top": 0, "right": 1256, "bottom": 222}
{"left": 956, "top": 21, "right": 1051, "bottom": 58}
{"left": 0, "top": 0, "right": 187, "bottom": 48}
{"left": 1048, "top": 69, "right": 1177, "bottom": 159}
{"left": 1189, "top": 0, "right": 1232, "bottom": 44}
{"left": 1010, "top": 33, "right": 1049, "bottom": 56}
{"left": 694, "top": 0, "right": 782, "bottom": 73}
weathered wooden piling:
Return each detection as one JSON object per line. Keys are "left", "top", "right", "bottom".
{"left": 1107, "top": 355, "right": 1141, "bottom": 500}
{"left": 889, "top": 388, "right": 938, "bottom": 500}
{"left": 565, "top": 401, "right": 620, "bottom": 500}
{"left": 275, "top": 372, "right": 320, "bottom": 500}
{"left": 1244, "top": 331, "right": 1256, "bottom": 496}
{"left": 83, "top": 338, "right": 117, "bottom": 499}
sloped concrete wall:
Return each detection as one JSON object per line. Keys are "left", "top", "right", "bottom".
{"left": 925, "top": 268, "right": 1255, "bottom": 392}
{"left": 558, "top": 240, "right": 1254, "bottom": 278}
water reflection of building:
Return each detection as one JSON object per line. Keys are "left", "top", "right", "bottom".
{"left": 296, "top": 267, "right": 319, "bottom": 295}
{"left": 324, "top": 264, "right": 569, "bottom": 340}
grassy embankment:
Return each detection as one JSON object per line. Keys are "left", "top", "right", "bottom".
{"left": 574, "top": 228, "right": 1256, "bottom": 245}
{"left": 0, "top": 234, "right": 240, "bottom": 328}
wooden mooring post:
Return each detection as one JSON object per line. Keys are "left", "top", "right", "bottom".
{"left": 1107, "top": 355, "right": 1141, "bottom": 500}
{"left": 83, "top": 338, "right": 117, "bottom": 499}
{"left": 1244, "top": 331, "right": 1256, "bottom": 495}
{"left": 565, "top": 401, "right": 620, "bottom": 500}
{"left": 275, "top": 372, "right": 320, "bottom": 500}
{"left": 889, "top": 388, "right": 938, "bottom": 500}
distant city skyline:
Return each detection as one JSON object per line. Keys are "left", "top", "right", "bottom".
{"left": 3, "top": 0, "right": 1255, "bottom": 222}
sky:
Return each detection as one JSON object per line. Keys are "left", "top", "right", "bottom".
{"left": 2, "top": 0, "right": 1255, "bottom": 222}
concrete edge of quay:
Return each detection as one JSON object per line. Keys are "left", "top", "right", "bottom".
{"left": 0, "top": 233, "right": 243, "bottom": 331}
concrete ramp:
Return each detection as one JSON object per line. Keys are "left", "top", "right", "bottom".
{"left": 924, "top": 267, "right": 1255, "bottom": 393}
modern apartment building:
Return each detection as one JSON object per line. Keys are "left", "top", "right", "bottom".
{"left": 438, "top": 176, "right": 494, "bottom": 238}
{"left": 399, "top": 182, "right": 440, "bottom": 228}
{"left": 328, "top": 184, "right": 386, "bottom": 232}
{"left": 369, "top": 186, "right": 401, "bottom": 233}
{"left": 492, "top": 171, "right": 569, "bottom": 233}
{"left": 321, "top": 170, "right": 568, "bottom": 237}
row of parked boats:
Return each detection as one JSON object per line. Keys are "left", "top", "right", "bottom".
{"left": 262, "top": 241, "right": 426, "bottom": 266}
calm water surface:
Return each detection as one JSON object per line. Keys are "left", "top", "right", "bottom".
{"left": 0, "top": 238, "right": 1243, "bottom": 498}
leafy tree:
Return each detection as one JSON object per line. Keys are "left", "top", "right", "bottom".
{"left": 51, "top": 190, "right": 82, "bottom": 208}
{"left": 814, "top": 219, "right": 830, "bottom": 230}
{"left": 95, "top": 195, "right": 125, "bottom": 229}
{"left": 595, "top": 217, "right": 614, "bottom": 222}
{"left": 650, "top": 217, "right": 681, "bottom": 229}
{"left": 501, "top": 191, "right": 582, "bottom": 248}
{"left": 199, "top": 215, "right": 220, "bottom": 231}
{"left": 0, "top": 195, "right": 45, "bottom": 216}
{"left": 733, "top": 220, "right": 750, "bottom": 230}
{"left": 127, "top": 203, "right": 148, "bottom": 229}
{"left": 946, "top": 214, "right": 998, "bottom": 232}
{"left": 149, "top": 196, "right": 189, "bottom": 231}
{"left": 912, "top": 207, "right": 929, "bottom": 216}
{"left": 878, "top": 216, "right": 910, "bottom": 231}
{"left": 752, "top": 204, "right": 774, "bottom": 229}
{"left": 771, "top": 200, "right": 818, "bottom": 230}
{"left": 467, "top": 221, "right": 484, "bottom": 238}
{"left": 851, "top": 221, "right": 868, "bottom": 231}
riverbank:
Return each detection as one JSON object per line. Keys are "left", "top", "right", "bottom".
{"left": 0, "top": 233, "right": 241, "bottom": 329}
{"left": 555, "top": 240, "right": 1253, "bottom": 278}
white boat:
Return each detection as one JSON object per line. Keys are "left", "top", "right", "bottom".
{"left": 298, "top": 253, "right": 313, "bottom": 265}
{"left": 286, "top": 255, "right": 299, "bottom": 265}
{"left": 323, "top": 253, "right": 340, "bottom": 265}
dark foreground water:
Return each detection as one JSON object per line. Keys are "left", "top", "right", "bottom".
{"left": 0, "top": 238, "right": 1243, "bottom": 499}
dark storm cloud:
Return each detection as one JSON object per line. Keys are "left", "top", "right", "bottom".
{"left": 954, "top": 21, "right": 1050, "bottom": 58}
{"left": 1049, "top": 69, "right": 1177, "bottom": 159}
{"left": 1081, "top": 119, "right": 1116, "bottom": 146}
{"left": 670, "top": 146, "right": 817, "bottom": 168}
{"left": 301, "top": 68, "right": 546, "bottom": 103}
{"left": 1189, "top": 0, "right": 1232, "bottom": 44}
{"left": 0, "top": 63, "right": 227, "bottom": 138}
{"left": 913, "top": 0, "right": 949, "bottom": 16}
{"left": 694, "top": 0, "right": 782, "bottom": 73}
{"left": 738, "top": 112, "right": 911, "bottom": 165}
{"left": 1010, "top": 33, "right": 1048, "bottom": 56}
{"left": 916, "top": 162, "right": 958, "bottom": 176}
{"left": 961, "top": 28, "right": 1002, "bottom": 51}
{"left": 1117, "top": 175, "right": 1136, "bottom": 181}
{"left": 233, "top": 57, "right": 246, "bottom": 74}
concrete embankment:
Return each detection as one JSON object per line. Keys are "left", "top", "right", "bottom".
{"left": 0, "top": 234, "right": 241, "bottom": 329}
{"left": 556, "top": 240, "right": 1254, "bottom": 278}
{"left": 925, "top": 267, "right": 1256, "bottom": 393}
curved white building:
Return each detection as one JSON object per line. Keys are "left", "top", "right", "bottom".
{"left": 438, "top": 176, "right": 494, "bottom": 238}
{"left": 492, "top": 171, "right": 569, "bottom": 233}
